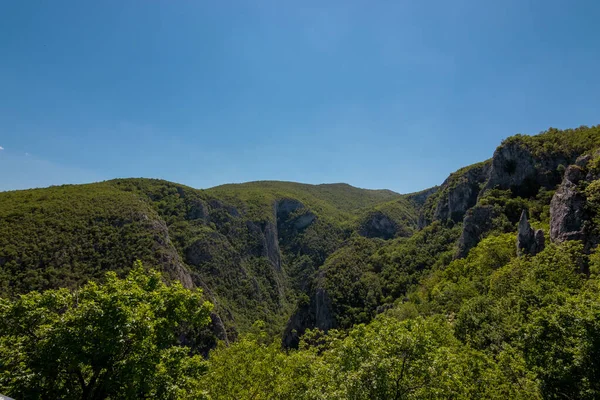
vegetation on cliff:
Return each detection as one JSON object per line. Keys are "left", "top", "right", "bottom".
{"left": 1, "top": 125, "right": 600, "bottom": 398}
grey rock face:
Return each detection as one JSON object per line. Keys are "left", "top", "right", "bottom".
{"left": 535, "top": 229, "right": 546, "bottom": 253}
{"left": 550, "top": 166, "right": 587, "bottom": 243}
{"left": 282, "top": 271, "right": 334, "bottom": 348}
{"left": 276, "top": 198, "right": 316, "bottom": 238}
{"left": 359, "top": 211, "right": 398, "bottom": 239}
{"left": 245, "top": 221, "right": 281, "bottom": 269}
{"left": 210, "top": 312, "right": 229, "bottom": 344}
{"left": 294, "top": 213, "right": 316, "bottom": 230}
{"left": 485, "top": 140, "right": 572, "bottom": 196}
{"left": 145, "top": 217, "right": 194, "bottom": 288}
{"left": 456, "top": 205, "right": 498, "bottom": 258}
{"left": 277, "top": 198, "right": 304, "bottom": 215}
{"left": 485, "top": 142, "right": 537, "bottom": 193}
{"left": 314, "top": 288, "right": 334, "bottom": 330}
{"left": 516, "top": 210, "right": 545, "bottom": 256}
{"left": 433, "top": 162, "right": 490, "bottom": 224}
{"left": 406, "top": 186, "right": 439, "bottom": 207}
{"left": 263, "top": 222, "right": 281, "bottom": 269}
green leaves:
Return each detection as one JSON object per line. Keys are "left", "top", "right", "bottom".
{"left": 199, "top": 315, "right": 540, "bottom": 399}
{"left": 0, "top": 265, "right": 212, "bottom": 399}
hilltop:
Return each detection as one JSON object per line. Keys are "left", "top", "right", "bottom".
{"left": 2, "top": 125, "right": 600, "bottom": 398}
{"left": 0, "top": 178, "right": 423, "bottom": 341}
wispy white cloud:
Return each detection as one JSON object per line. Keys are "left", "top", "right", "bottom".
{"left": 0, "top": 146, "right": 4, "bottom": 151}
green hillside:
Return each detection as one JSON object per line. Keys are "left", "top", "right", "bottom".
{"left": 2, "top": 125, "right": 600, "bottom": 399}
{"left": 0, "top": 178, "right": 420, "bottom": 341}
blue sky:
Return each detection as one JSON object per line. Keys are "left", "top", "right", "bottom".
{"left": 1, "top": 1, "right": 599, "bottom": 193}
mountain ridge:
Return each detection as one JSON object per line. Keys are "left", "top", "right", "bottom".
{"left": 1, "top": 124, "right": 599, "bottom": 349}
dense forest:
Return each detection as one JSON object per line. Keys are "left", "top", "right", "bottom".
{"left": 1, "top": 125, "right": 600, "bottom": 399}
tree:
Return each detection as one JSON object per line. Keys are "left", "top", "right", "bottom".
{"left": 523, "top": 280, "right": 600, "bottom": 399}
{"left": 0, "top": 263, "right": 213, "bottom": 400}
{"left": 307, "top": 315, "right": 540, "bottom": 400}
{"left": 201, "top": 320, "right": 315, "bottom": 399}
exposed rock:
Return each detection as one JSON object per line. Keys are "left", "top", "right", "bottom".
{"left": 576, "top": 154, "right": 592, "bottom": 168}
{"left": 485, "top": 142, "right": 536, "bottom": 193}
{"left": 144, "top": 218, "right": 194, "bottom": 288}
{"left": 275, "top": 198, "right": 316, "bottom": 246}
{"left": 245, "top": 220, "right": 282, "bottom": 270}
{"left": 294, "top": 213, "right": 316, "bottom": 230}
{"left": 359, "top": 211, "right": 398, "bottom": 239}
{"left": 186, "top": 199, "right": 208, "bottom": 220}
{"left": 263, "top": 222, "right": 281, "bottom": 269}
{"left": 282, "top": 271, "right": 334, "bottom": 348}
{"left": 314, "top": 283, "right": 334, "bottom": 331}
{"left": 210, "top": 312, "right": 229, "bottom": 344}
{"left": 564, "top": 165, "right": 585, "bottom": 184}
{"left": 433, "top": 162, "right": 490, "bottom": 224}
{"left": 456, "top": 205, "right": 499, "bottom": 258}
{"left": 417, "top": 213, "right": 427, "bottom": 230}
{"left": 550, "top": 166, "right": 587, "bottom": 243}
{"left": 484, "top": 140, "right": 572, "bottom": 197}
{"left": 516, "top": 210, "right": 545, "bottom": 256}
{"left": 277, "top": 198, "right": 304, "bottom": 216}
{"left": 282, "top": 300, "right": 312, "bottom": 349}
{"left": 405, "top": 186, "right": 439, "bottom": 207}
{"left": 535, "top": 229, "right": 546, "bottom": 252}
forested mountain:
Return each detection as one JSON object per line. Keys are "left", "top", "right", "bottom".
{"left": 2, "top": 125, "right": 600, "bottom": 399}
{"left": 0, "top": 177, "right": 421, "bottom": 342}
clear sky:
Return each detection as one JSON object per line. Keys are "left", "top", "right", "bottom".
{"left": 1, "top": 1, "right": 599, "bottom": 193}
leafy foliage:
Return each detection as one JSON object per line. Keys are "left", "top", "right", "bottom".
{"left": 2, "top": 126, "right": 600, "bottom": 399}
{"left": 0, "top": 178, "right": 420, "bottom": 339}
{"left": 0, "top": 264, "right": 213, "bottom": 399}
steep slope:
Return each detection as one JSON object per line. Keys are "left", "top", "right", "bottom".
{"left": 283, "top": 124, "right": 600, "bottom": 347}
{"left": 2, "top": 125, "right": 600, "bottom": 399}
{"left": 419, "top": 125, "right": 600, "bottom": 257}
{"left": 0, "top": 178, "right": 420, "bottom": 344}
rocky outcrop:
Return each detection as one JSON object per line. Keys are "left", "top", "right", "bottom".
{"left": 276, "top": 199, "right": 316, "bottom": 230}
{"left": 549, "top": 150, "right": 600, "bottom": 251}
{"left": 275, "top": 198, "right": 317, "bottom": 250}
{"left": 405, "top": 186, "right": 439, "bottom": 207}
{"left": 434, "top": 162, "right": 491, "bottom": 223}
{"left": 419, "top": 162, "right": 490, "bottom": 229}
{"left": 263, "top": 222, "right": 281, "bottom": 269}
{"left": 484, "top": 139, "right": 572, "bottom": 197}
{"left": 145, "top": 217, "right": 195, "bottom": 288}
{"left": 277, "top": 198, "right": 304, "bottom": 215}
{"left": 550, "top": 165, "right": 587, "bottom": 243}
{"left": 282, "top": 271, "right": 335, "bottom": 348}
{"left": 516, "top": 210, "right": 545, "bottom": 256}
{"left": 210, "top": 312, "right": 229, "bottom": 344}
{"left": 456, "top": 205, "right": 499, "bottom": 258}
{"left": 359, "top": 211, "right": 398, "bottom": 239}
{"left": 431, "top": 138, "right": 588, "bottom": 257}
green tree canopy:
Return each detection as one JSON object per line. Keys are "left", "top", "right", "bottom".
{"left": 0, "top": 263, "right": 213, "bottom": 400}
